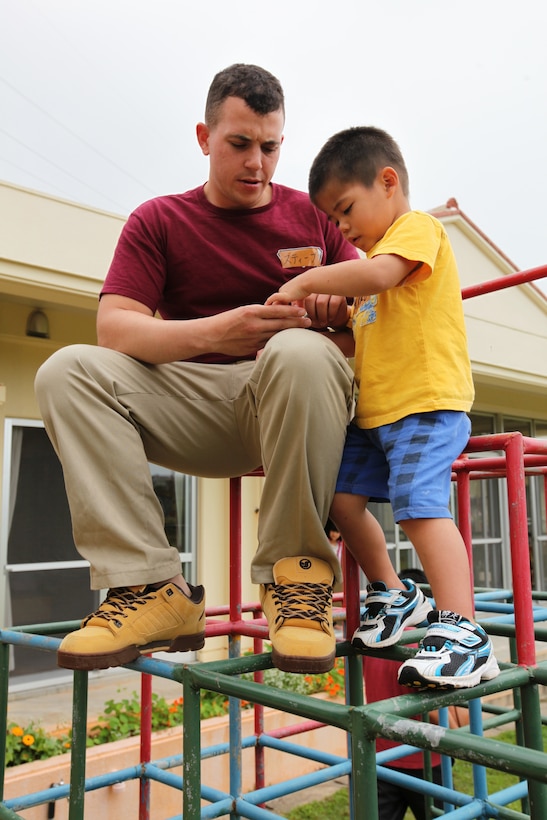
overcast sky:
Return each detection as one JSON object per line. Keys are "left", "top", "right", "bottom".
{"left": 2, "top": 0, "right": 546, "bottom": 293}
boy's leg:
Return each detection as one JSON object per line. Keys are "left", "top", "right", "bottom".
{"left": 331, "top": 495, "right": 400, "bottom": 586}
{"left": 399, "top": 519, "right": 473, "bottom": 619}
{"left": 331, "top": 430, "right": 432, "bottom": 651}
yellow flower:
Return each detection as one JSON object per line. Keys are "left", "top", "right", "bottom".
{"left": 22, "top": 734, "right": 35, "bottom": 746}
{"left": 10, "top": 726, "right": 24, "bottom": 737}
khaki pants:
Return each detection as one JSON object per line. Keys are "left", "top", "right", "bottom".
{"left": 35, "top": 329, "right": 354, "bottom": 589}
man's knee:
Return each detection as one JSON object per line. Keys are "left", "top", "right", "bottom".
{"left": 35, "top": 344, "right": 94, "bottom": 404}
{"left": 265, "top": 328, "right": 350, "bottom": 379}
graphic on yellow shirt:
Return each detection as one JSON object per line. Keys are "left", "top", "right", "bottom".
{"left": 354, "top": 295, "right": 378, "bottom": 327}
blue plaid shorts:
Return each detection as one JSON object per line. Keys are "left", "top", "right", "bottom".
{"left": 335, "top": 411, "right": 471, "bottom": 521}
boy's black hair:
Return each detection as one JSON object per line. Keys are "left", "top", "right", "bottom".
{"left": 309, "top": 126, "right": 409, "bottom": 200}
{"left": 205, "top": 64, "right": 285, "bottom": 126}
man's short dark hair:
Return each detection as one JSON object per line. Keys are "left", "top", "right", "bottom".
{"left": 309, "top": 126, "right": 409, "bottom": 200}
{"left": 205, "top": 64, "right": 285, "bottom": 126}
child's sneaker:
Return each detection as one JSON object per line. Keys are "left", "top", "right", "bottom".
{"left": 397, "top": 610, "right": 501, "bottom": 689}
{"left": 351, "top": 578, "right": 433, "bottom": 650}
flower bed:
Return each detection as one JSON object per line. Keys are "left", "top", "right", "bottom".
{"left": 5, "top": 655, "right": 345, "bottom": 766}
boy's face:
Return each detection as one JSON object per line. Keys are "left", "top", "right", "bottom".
{"left": 314, "top": 170, "right": 397, "bottom": 253}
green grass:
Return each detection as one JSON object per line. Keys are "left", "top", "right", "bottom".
{"left": 286, "top": 725, "right": 547, "bottom": 819}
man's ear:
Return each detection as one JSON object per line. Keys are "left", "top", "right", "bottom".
{"left": 196, "top": 122, "right": 210, "bottom": 156}
{"left": 381, "top": 166, "right": 399, "bottom": 196}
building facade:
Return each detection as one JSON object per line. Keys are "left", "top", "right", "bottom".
{"left": 1, "top": 182, "right": 546, "bottom": 686}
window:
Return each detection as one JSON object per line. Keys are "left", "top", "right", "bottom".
{"left": 1, "top": 420, "right": 197, "bottom": 680}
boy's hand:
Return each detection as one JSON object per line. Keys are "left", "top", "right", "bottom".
{"left": 266, "top": 290, "right": 349, "bottom": 330}
{"left": 265, "top": 271, "right": 312, "bottom": 305}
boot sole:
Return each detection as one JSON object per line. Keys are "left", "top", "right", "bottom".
{"left": 272, "top": 648, "right": 336, "bottom": 675}
{"left": 57, "top": 631, "right": 206, "bottom": 671}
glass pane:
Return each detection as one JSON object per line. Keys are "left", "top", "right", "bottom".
{"left": 7, "top": 427, "right": 76, "bottom": 564}
{"left": 469, "top": 413, "right": 495, "bottom": 436}
{"left": 503, "top": 417, "right": 532, "bottom": 436}
{"left": 149, "top": 465, "right": 196, "bottom": 584}
{"left": 9, "top": 568, "right": 98, "bottom": 676}
{"left": 368, "top": 502, "right": 395, "bottom": 544}
{"left": 472, "top": 544, "right": 488, "bottom": 587}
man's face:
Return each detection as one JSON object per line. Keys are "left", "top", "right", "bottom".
{"left": 197, "top": 96, "right": 284, "bottom": 209}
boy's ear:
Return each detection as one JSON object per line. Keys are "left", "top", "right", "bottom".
{"left": 381, "top": 166, "right": 399, "bottom": 196}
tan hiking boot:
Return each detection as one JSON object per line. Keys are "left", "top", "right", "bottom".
{"left": 260, "top": 556, "right": 335, "bottom": 674}
{"left": 57, "top": 582, "right": 205, "bottom": 671}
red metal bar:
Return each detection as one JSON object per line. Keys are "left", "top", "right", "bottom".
{"left": 461, "top": 264, "right": 547, "bottom": 300}
{"left": 455, "top": 468, "right": 475, "bottom": 603}
{"left": 139, "top": 669, "right": 152, "bottom": 820}
{"left": 229, "top": 477, "right": 243, "bottom": 623}
{"left": 505, "top": 434, "right": 536, "bottom": 666}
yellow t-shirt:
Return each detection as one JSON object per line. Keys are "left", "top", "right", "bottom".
{"left": 351, "top": 210, "right": 474, "bottom": 429}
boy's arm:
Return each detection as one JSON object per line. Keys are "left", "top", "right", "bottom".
{"left": 266, "top": 253, "right": 418, "bottom": 304}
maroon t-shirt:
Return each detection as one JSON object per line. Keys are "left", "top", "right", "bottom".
{"left": 102, "top": 183, "right": 357, "bottom": 363}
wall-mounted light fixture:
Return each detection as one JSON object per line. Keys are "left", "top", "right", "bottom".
{"left": 26, "top": 309, "right": 50, "bottom": 339}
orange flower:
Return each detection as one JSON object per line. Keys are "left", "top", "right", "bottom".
{"left": 10, "top": 726, "right": 24, "bottom": 737}
{"left": 22, "top": 734, "right": 35, "bottom": 746}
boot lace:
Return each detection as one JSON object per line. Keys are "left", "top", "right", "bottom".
{"left": 82, "top": 586, "right": 157, "bottom": 628}
{"left": 270, "top": 582, "right": 332, "bottom": 634}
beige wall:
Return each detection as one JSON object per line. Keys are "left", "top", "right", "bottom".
{"left": 443, "top": 218, "right": 547, "bottom": 423}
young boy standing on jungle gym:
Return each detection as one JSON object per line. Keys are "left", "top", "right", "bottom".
{"left": 267, "top": 126, "right": 500, "bottom": 689}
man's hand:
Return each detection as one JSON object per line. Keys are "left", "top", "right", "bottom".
{"left": 206, "top": 303, "right": 312, "bottom": 356}
{"left": 97, "top": 294, "right": 312, "bottom": 364}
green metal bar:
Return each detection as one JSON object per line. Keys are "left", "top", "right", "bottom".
{"left": 509, "top": 634, "right": 529, "bottom": 815}
{"left": 0, "top": 804, "right": 26, "bottom": 819}
{"left": 346, "top": 651, "right": 364, "bottom": 707}
{"left": 520, "top": 682, "right": 547, "bottom": 819}
{"left": 68, "top": 670, "right": 89, "bottom": 820}
{"left": 362, "top": 703, "right": 547, "bottom": 784}
{"left": 0, "top": 643, "right": 10, "bottom": 801}
{"left": 349, "top": 705, "right": 377, "bottom": 819}
{"left": 186, "top": 663, "right": 352, "bottom": 731}
{"left": 183, "top": 663, "right": 202, "bottom": 819}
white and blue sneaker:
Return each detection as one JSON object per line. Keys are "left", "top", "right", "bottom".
{"left": 397, "top": 610, "right": 501, "bottom": 690}
{"left": 351, "top": 578, "right": 433, "bottom": 650}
